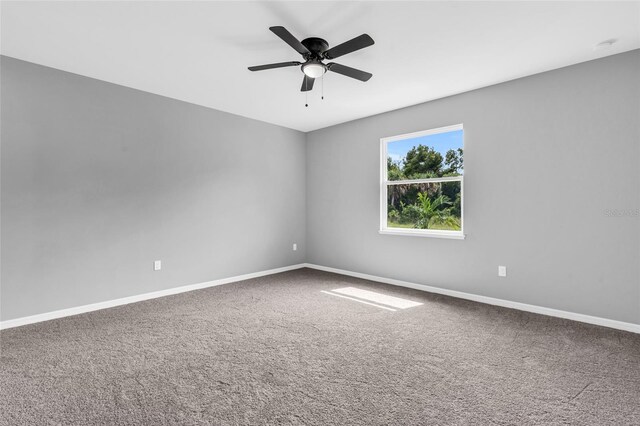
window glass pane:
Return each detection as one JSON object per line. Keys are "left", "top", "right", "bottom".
{"left": 387, "top": 129, "right": 463, "bottom": 181}
{"left": 387, "top": 181, "right": 461, "bottom": 231}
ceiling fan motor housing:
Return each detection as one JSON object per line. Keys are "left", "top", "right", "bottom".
{"left": 301, "top": 37, "right": 329, "bottom": 58}
{"left": 300, "top": 38, "right": 329, "bottom": 77}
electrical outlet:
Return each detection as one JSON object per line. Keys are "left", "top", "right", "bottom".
{"left": 498, "top": 265, "right": 507, "bottom": 277}
{"left": 154, "top": 260, "right": 162, "bottom": 271}
{"left": 292, "top": 243, "right": 297, "bottom": 251}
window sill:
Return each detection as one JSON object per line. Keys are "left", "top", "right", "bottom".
{"left": 379, "top": 229, "right": 466, "bottom": 240}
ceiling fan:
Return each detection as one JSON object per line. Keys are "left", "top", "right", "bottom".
{"left": 248, "top": 26, "right": 374, "bottom": 92}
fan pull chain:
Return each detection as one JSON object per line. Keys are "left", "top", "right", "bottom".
{"left": 322, "top": 74, "right": 324, "bottom": 100}
{"left": 305, "top": 78, "right": 309, "bottom": 107}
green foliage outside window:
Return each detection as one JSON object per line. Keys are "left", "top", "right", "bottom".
{"left": 387, "top": 145, "right": 463, "bottom": 231}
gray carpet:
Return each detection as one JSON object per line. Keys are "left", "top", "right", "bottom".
{"left": 1, "top": 268, "right": 639, "bottom": 425}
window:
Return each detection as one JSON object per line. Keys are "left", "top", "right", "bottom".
{"left": 380, "top": 124, "right": 464, "bottom": 239}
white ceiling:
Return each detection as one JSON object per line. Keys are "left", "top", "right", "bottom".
{"left": 2, "top": 1, "right": 639, "bottom": 132}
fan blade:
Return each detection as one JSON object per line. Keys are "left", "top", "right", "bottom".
{"left": 248, "top": 61, "right": 301, "bottom": 71}
{"left": 327, "top": 63, "right": 372, "bottom": 82}
{"left": 301, "top": 75, "right": 315, "bottom": 92}
{"left": 324, "top": 34, "right": 374, "bottom": 59}
{"left": 269, "top": 26, "right": 310, "bottom": 56}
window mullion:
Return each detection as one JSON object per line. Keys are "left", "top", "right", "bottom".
{"left": 385, "top": 176, "right": 463, "bottom": 186}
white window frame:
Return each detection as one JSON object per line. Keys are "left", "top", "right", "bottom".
{"left": 379, "top": 124, "right": 465, "bottom": 240}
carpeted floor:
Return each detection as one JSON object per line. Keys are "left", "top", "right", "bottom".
{"left": 1, "top": 268, "right": 639, "bottom": 425}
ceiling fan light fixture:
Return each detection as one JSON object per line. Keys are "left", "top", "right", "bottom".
{"left": 302, "top": 62, "right": 326, "bottom": 79}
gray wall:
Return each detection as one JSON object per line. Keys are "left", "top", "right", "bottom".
{"left": 1, "top": 56, "right": 306, "bottom": 321}
{"left": 306, "top": 50, "right": 640, "bottom": 325}
{"left": 3, "top": 51, "right": 639, "bottom": 326}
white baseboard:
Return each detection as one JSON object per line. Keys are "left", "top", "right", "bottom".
{"left": 3, "top": 262, "right": 638, "bottom": 334}
{"left": 0, "top": 264, "right": 306, "bottom": 330}
{"left": 302, "top": 263, "right": 640, "bottom": 334}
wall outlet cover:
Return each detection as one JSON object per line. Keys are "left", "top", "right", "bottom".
{"left": 498, "top": 265, "right": 507, "bottom": 277}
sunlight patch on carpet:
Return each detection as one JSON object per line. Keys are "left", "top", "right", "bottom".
{"left": 321, "top": 287, "right": 423, "bottom": 311}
